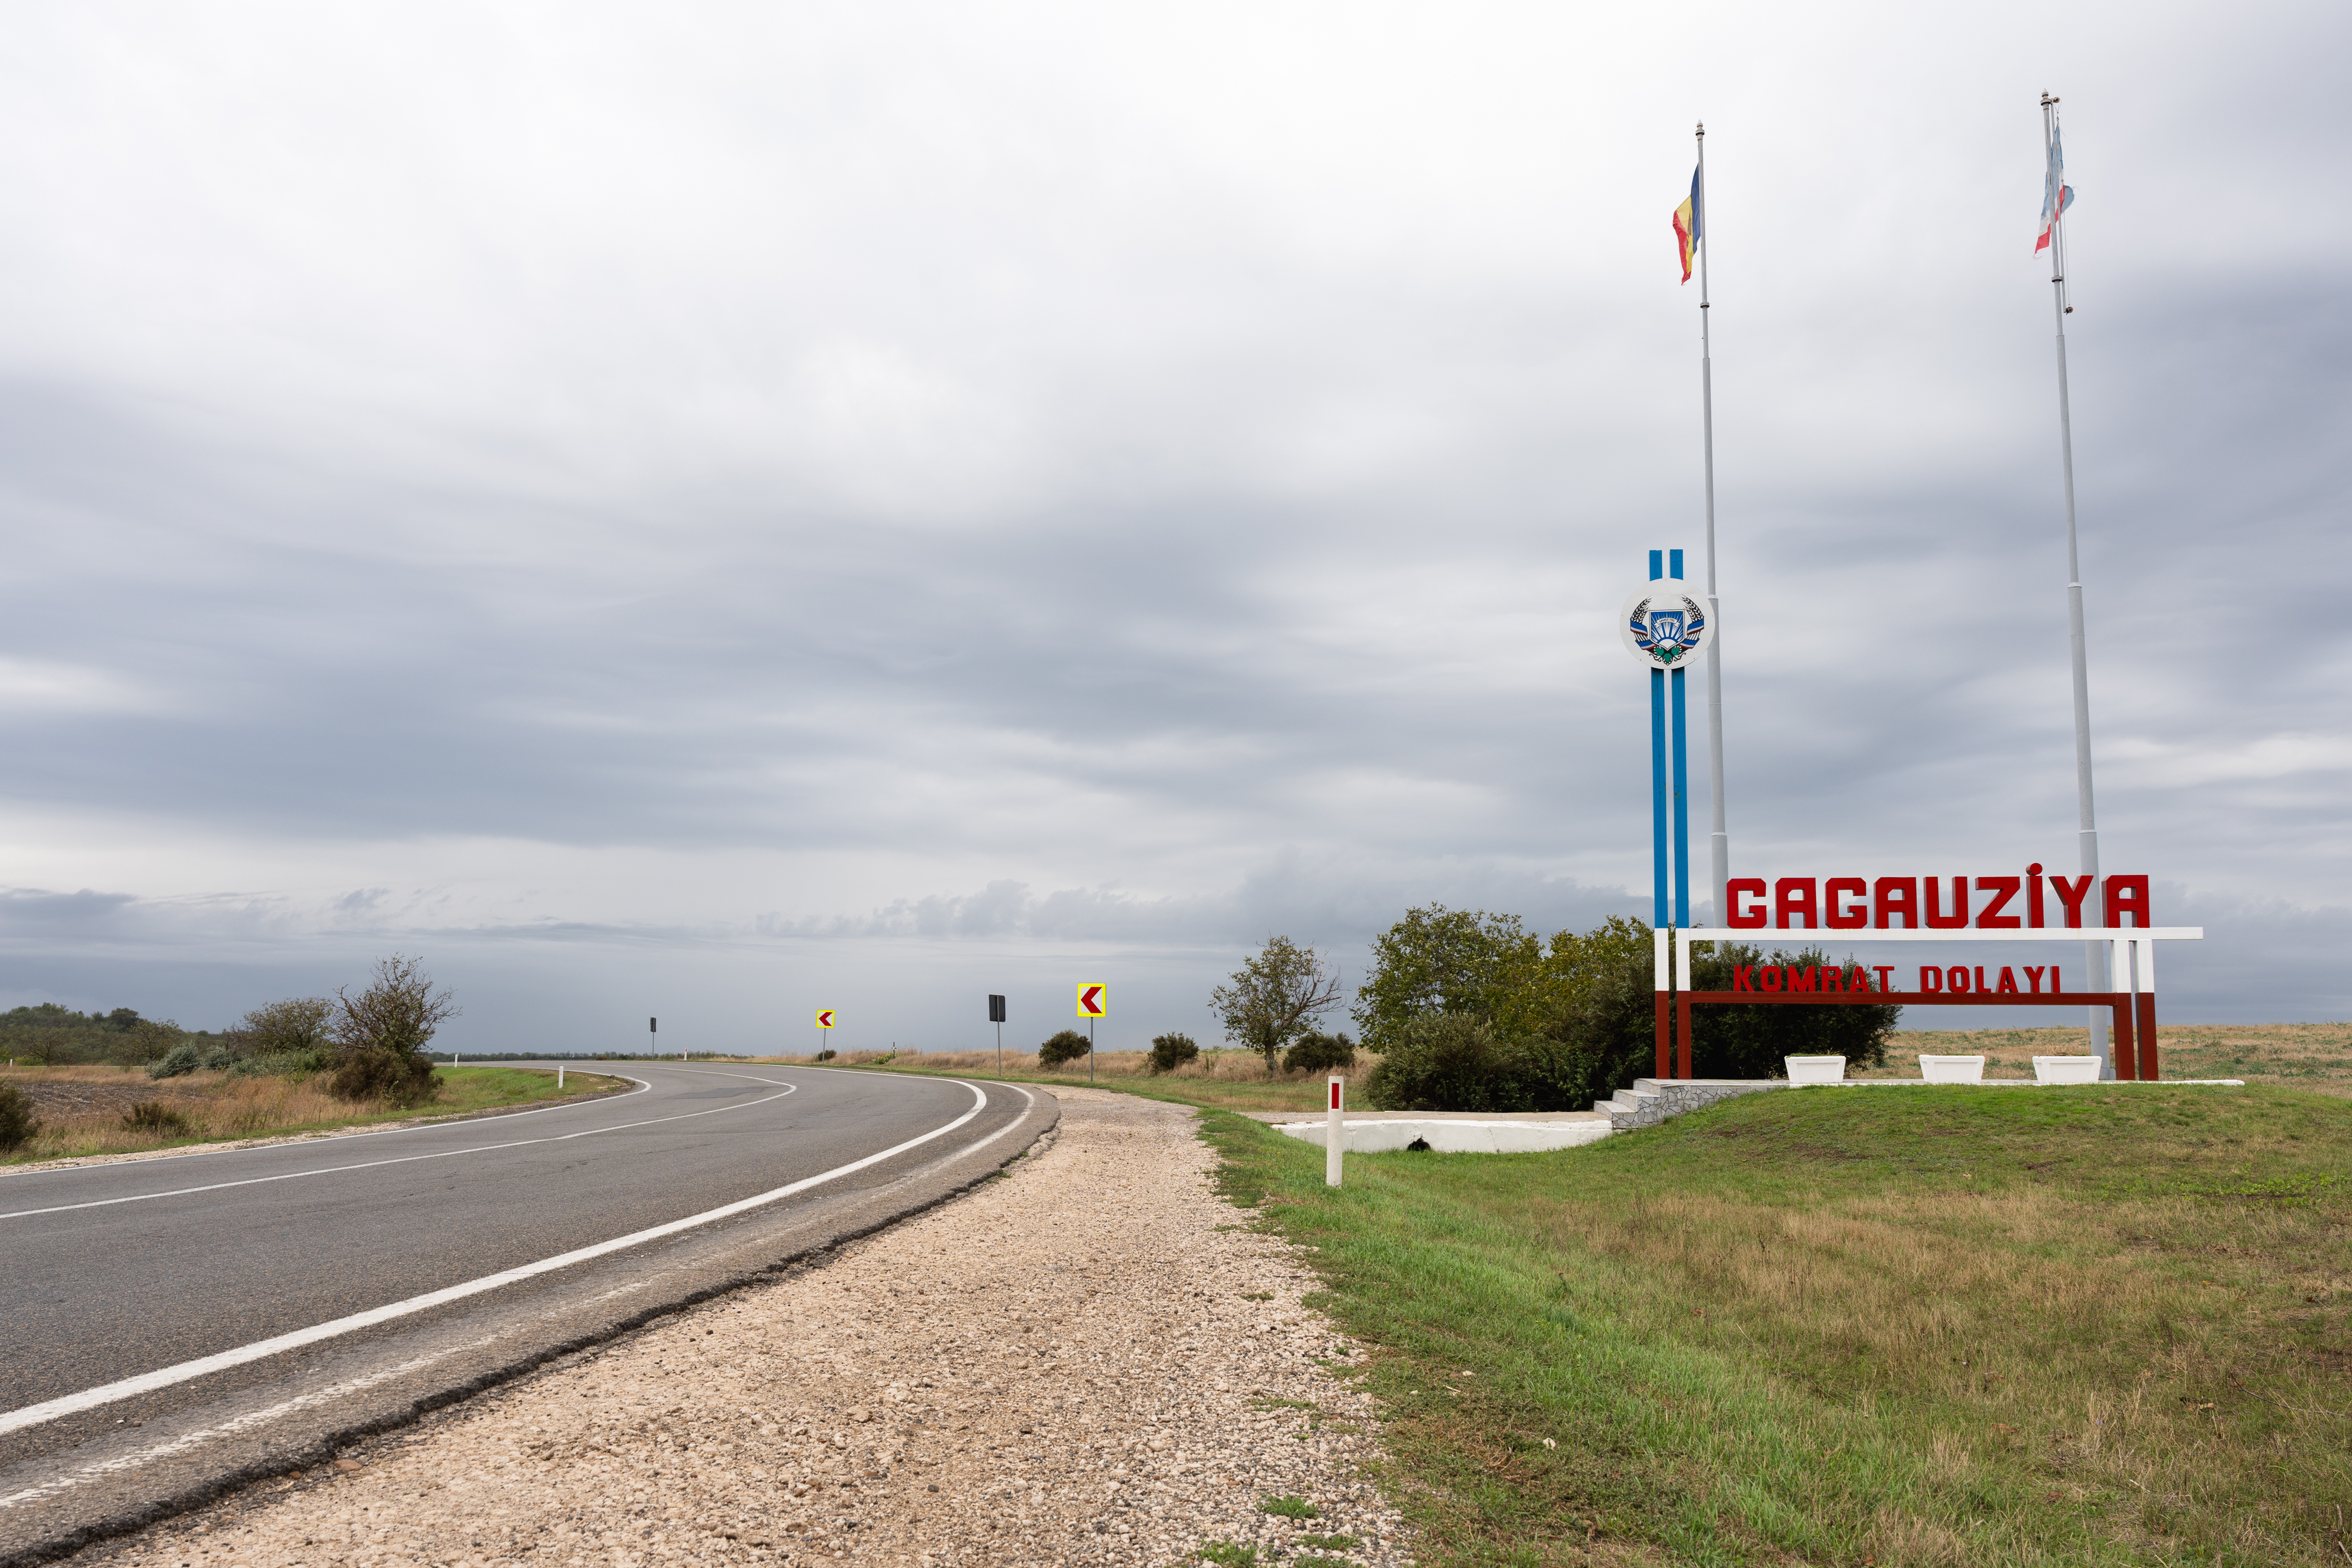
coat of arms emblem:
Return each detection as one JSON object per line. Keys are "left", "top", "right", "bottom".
{"left": 1625, "top": 593, "right": 1707, "bottom": 667}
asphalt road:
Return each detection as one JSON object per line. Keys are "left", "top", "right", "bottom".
{"left": 0, "top": 1062, "right": 1055, "bottom": 1564}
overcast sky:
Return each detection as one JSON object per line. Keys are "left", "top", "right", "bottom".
{"left": 0, "top": 0, "right": 2344, "bottom": 1052}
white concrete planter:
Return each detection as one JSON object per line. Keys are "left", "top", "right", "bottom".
{"left": 2033, "top": 1055, "right": 2102, "bottom": 1084}
{"left": 1784, "top": 1055, "right": 1847, "bottom": 1084}
{"left": 1918, "top": 1054, "right": 1986, "bottom": 1083}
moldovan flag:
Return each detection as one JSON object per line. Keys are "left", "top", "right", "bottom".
{"left": 1672, "top": 166, "right": 1702, "bottom": 282}
{"left": 2036, "top": 125, "right": 2074, "bottom": 254}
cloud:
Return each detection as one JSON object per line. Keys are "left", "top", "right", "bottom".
{"left": 0, "top": 0, "right": 2343, "bottom": 1049}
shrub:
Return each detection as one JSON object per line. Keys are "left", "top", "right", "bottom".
{"left": 329, "top": 1047, "right": 440, "bottom": 1108}
{"left": 1037, "top": 1029, "right": 1092, "bottom": 1069}
{"left": 226, "top": 1047, "right": 333, "bottom": 1080}
{"left": 227, "top": 997, "right": 335, "bottom": 1060}
{"left": 149, "top": 1041, "right": 241, "bottom": 1079}
{"left": 1281, "top": 1030, "right": 1357, "bottom": 1075}
{"left": 121, "top": 1101, "right": 192, "bottom": 1135}
{"left": 1683, "top": 943, "right": 1901, "bottom": 1075}
{"left": 328, "top": 956, "right": 457, "bottom": 1107}
{"left": 0, "top": 1083, "right": 39, "bottom": 1151}
{"left": 1147, "top": 1032, "right": 1201, "bottom": 1074}
{"left": 1363, "top": 1014, "right": 1613, "bottom": 1112}
{"left": 814, "top": 1048, "right": 837, "bottom": 1062}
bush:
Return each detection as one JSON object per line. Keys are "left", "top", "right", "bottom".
{"left": 1282, "top": 1030, "right": 1357, "bottom": 1075}
{"left": 814, "top": 1048, "right": 837, "bottom": 1062}
{"left": 1683, "top": 943, "right": 1901, "bottom": 1075}
{"left": 329, "top": 1047, "right": 441, "bottom": 1108}
{"left": 1363, "top": 1014, "right": 1615, "bottom": 1112}
{"left": 225, "top": 1047, "right": 333, "bottom": 1080}
{"left": 228, "top": 997, "right": 334, "bottom": 1059}
{"left": 1147, "top": 1032, "right": 1201, "bottom": 1074}
{"left": 328, "top": 956, "right": 457, "bottom": 1107}
{"left": 0, "top": 1082, "right": 39, "bottom": 1151}
{"left": 149, "top": 1041, "right": 241, "bottom": 1079}
{"left": 121, "top": 1100, "right": 192, "bottom": 1135}
{"left": 1037, "top": 1029, "right": 1093, "bottom": 1069}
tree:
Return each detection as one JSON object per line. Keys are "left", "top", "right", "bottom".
{"left": 1212, "top": 937, "right": 1344, "bottom": 1070}
{"left": 228, "top": 997, "right": 335, "bottom": 1062}
{"left": 329, "top": 955, "right": 457, "bottom": 1107}
{"left": 1354, "top": 907, "right": 1653, "bottom": 1046}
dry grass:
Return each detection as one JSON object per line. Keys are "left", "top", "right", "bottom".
{"left": 0, "top": 1062, "right": 618, "bottom": 1164}
{"left": 1873, "top": 1021, "right": 2352, "bottom": 1094}
{"left": 785, "top": 1045, "right": 1387, "bottom": 1113}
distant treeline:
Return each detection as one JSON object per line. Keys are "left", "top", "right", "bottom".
{"left": 0, "top": 1004, "right": 220, "bottom": 1066}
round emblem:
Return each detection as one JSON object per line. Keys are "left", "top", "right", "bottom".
{"left": 1619, "top": 581, "right": 1713, "bottom": 668}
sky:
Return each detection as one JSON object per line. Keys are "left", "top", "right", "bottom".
{"left": 0, "top": 0, "right": 2344, "bottom": 1054}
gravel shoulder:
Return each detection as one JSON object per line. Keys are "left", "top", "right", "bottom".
{"left": 82, "top": 1087, "right": 1410, "bottom": 1568}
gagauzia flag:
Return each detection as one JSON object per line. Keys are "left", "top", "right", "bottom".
{"left": 2036, "top": 125, "right": 2074, "bottom": 255}
{"left": 1672, "top": 166, "right": 1702, "bottom": 282}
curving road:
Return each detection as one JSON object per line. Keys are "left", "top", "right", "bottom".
{"left": 0, "top": 1062, "right": 1054, "bottom": 1565}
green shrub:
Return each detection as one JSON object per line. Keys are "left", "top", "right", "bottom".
{"left": 1147, "top": 1032, "right": 1201, "bottom": 1074}
{"left": 1682, "top": 942, "right": 1900, "bottom": 1075}
{"left": 814, "top": 1048, "right": 837, "bottom": 1062}
{"left": 1363, "top": 1013, "right": 1615, "bottom": 1112}
{"left": 121, "top": 1101, "right": 192, "bottom": 1135}
{"left": 149, "top": 1041, "right": 240, "bottom": 1079}
{"left": 1281, "top": 1030, "right": 1356, "bottom": 1075}
{"left": 328, "top": 1047, "right": 440, "bottom": 1108}
{"left": 0, "top": 1083, "right": 39, "bottom": 1151}
{"left": 1037, "top": 1029, "right": 1092, "bottom": 1069}
{"left": 225, "top": 1047, "right": 333, "bottom": 1080}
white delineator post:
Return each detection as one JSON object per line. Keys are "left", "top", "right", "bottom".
{"left": 1325, "top": 1074, "right": 1344, "bottom": 1188}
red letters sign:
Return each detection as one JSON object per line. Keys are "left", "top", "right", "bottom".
{"left": 1722, "top": 865, "right": 2149, "bottom": 931}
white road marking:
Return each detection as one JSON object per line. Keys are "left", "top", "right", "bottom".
{"left": 0, "top": 1079, "right": 1015, "bottom": 1440}
{"left": 0, "top": 1078, "right": 792, "bottom": 1221}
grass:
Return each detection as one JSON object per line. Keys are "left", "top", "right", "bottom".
{"left": 1207, "top": 1081, "right": 2352, "bottom": 1566}
{"left": 0, "top": 1063, "right": 627, "bottom": 1165}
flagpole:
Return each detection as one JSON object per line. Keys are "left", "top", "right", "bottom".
{"left": 2041, "top": 92, "right": 2111, "bottom": 1076}
{"left": 1696, "top": 122, "right": 1729, "bottom": 931}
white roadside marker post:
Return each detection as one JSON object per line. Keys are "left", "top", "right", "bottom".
{"left": 557, "top": 1066, "right": 564, "bottom": 1089}
{"left": 1326, "top": 1074, "right": 1344, "bottom": 1187}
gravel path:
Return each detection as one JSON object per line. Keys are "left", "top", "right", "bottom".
{"left": 89, "top": 1088, "right": 1411, "bottom": 1568}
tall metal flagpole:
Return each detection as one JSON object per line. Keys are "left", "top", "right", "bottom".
{"left": 1696, "top": 122, "right": 1729, "bottom": 927}
{"left": 2041, "top": 92, "right": 2111, "bottom": 1075}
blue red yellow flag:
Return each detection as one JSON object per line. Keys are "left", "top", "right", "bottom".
{"left": 2036, "top": 125, "right": 2074, "bottom": 255}
{"left": 1672, "top": 166, "right": 1702, "bottom": 283}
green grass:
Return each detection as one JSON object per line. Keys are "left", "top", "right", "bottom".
{"left": 1208, "top": 1084, "right": 2352, "bottom": 1566}
{"left": 1259, "top": 1495, "right": 1320, "bottom": 1519}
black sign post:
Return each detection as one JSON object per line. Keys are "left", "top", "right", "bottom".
{"left": 987, "top": 995, "right": 1006, "bottom": 1078}
{"left": 650, "top": 1016, "right": 657, "bottom": 1061}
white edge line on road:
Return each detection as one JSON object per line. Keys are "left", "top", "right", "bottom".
{"left": 0, "top": 1081, "right": 1045, "bottom": 1511}
{"left": 0, "top": 1078, "right": 1020, "bottom": 1440}
{"left": 0, "top": 1077, "right": 796, "bottom": 1221}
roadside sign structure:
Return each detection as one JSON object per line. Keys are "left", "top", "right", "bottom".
{"left": 815, "top": 1009, "right": 836, "bottom": 1058}
{"left": 1077, "top": 985, "right": 1106, "bottom": 1081}
{"left": 988, "top": 994, "right": 1006, "bottom": 1078}
{"left": 1626, "top": 551, "right": 2203, "bottom": 1082}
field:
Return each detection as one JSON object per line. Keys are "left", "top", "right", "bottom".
{"left": 1875, "top": 1024, "right": 2352, "bottom": 1095}
{"left": 1210, "top": 1083, "right": 2352, "bottom": 1566}
{"left": 0, "top": 1062, "right": 626, "bottom": 1165}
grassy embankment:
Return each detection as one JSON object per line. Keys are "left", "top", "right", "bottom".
{"left": 0, "top": 1063, "right": 626, "bottom": 1165}
{"left": 1207, "top": 1084, "right": 2352, "bottom": 1566}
